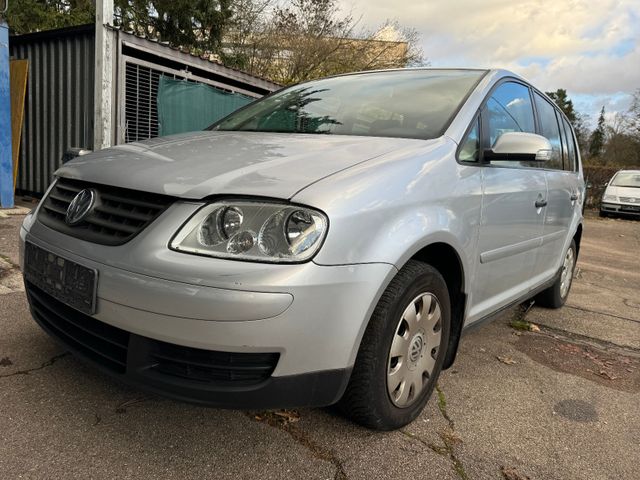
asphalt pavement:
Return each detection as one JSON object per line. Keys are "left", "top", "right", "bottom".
{"left": 1, "top": 207, "right": 638, "bottom": 480}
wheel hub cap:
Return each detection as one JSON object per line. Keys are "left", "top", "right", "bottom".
{"left": 387, "top": 292, "right": 442, "bottom": 408}
{"left": 560, "top": 247, "right": 575, "bottom": 299}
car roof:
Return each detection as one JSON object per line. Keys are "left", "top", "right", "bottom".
{"left": 324, "top": 67, "right": 492, "bottom": 79}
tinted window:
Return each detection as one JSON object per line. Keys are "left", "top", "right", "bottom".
{"left": 561, "top": 117, "right": 577, "bottom": 171}
{"left": 459, "top": 117, "right": 480, "bottom": 162}
{"left": 533, "top": 93, "right": 563, "bottom": 169}
{"left": 482, "top": 82, "right": 536, "bottom": 166}
{"left": 212, "top": 70, "right": 486, "bottom": 140}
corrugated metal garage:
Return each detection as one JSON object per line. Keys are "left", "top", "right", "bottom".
{"left": 10, "top": 25, "right": 95, "bottom": 195}
{"left": 10, "top": 25, "right": 280, "bottom": 196}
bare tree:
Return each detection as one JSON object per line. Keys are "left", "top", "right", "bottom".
{"left": 600, "top": 94, "right": 640, "bottom": 166}
{"left": 221, "top": 0, "right": 425, "bottom": 85}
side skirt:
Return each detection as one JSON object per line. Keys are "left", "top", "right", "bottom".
{"left": 461, "top": 267, "right": 561, "bottom": 337}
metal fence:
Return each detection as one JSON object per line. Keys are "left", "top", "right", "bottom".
{"left": 124, "top": 62, "right": 161, "bottom": 142}
{"left": 10, "top": 25, "right": 95, "bottom": 195}
{"left": 117, "top": 34, "right": 276, "bottom": 145}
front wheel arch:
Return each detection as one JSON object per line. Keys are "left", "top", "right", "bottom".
{"left": 409, "top": 243, "right": 467, "bottom": 369}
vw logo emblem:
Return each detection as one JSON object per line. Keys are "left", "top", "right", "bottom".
{"left": 65, "top": 189, "right": 96, "bottom": 225}
{"left": 409, "top": 335, "right": 424, "bottom": 363}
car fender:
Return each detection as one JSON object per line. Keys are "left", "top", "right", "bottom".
{"left": 295, "top": 136, "right": 481, "bottom": 300}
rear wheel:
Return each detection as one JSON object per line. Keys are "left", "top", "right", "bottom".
{"left": 535, "top": 239, "right": 577, "bottom": 309}
{"left": 339, "top": 260, "right": 450, "bottom": 430}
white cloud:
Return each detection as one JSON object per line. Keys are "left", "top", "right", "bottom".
{"left": 339, "top": 0, "right": 640, "bottom": 121}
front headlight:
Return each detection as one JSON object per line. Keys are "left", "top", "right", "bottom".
{"left": 603, "top": 194, "right": 618, "bottom": 202}
{"left": 170, "top": 201, "right": 328, "bottom": 263}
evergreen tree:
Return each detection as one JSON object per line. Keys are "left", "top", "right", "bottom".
{"left": 5, "top": 0, "right": 94, "bottom": 35}
{"left": 588, "top": 106, "right": 606, "bottom": 158}
{"left": 546, "top": 89, "right": 577, "bottom": 123}
{"left": 546, "top": 88, "right": 589, "bottom": 154}
{"left": 114, "top": 0, "right": 234, "bottom": 53}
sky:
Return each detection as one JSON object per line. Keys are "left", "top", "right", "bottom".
{"left": 340, "top": 0, "right": 640, "bottom": 128}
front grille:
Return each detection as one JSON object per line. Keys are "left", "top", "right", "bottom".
{"left": 26, "top": 281, "right": 279, "bottom": 387}
{"left": 149, "top": 341, "right": 279, "bottom": 386}
{"left": 26, "top": 281, "right": 129, "bottom": 373}
{"left": 38, "top": 177, "right": 174, "bottom": 246}
{"left": 619, "top": 197, "right": 638, "bottom": 203}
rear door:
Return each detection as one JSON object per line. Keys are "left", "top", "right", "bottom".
{"left": 531, "top": 92, "right": 581, "bottom": 283}
{"left": 467, "top": 81, "right": 547, "bottom": 322}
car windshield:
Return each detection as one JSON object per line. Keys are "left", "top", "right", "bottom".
{"left": 210, "top": 70, "right": 486, "bottom": 140}
{"left": 612, "top": 172, "right": 640, "bottom": 188}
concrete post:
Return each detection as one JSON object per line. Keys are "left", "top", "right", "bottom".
{"left": 94, "top": 0, "right": 115, "bottom": 151}
{"left": 0, "top": 20, "right": 13, "bottom": 208}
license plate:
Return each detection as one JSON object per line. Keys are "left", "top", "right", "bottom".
{"left": 621, "top": 205, "right": 640, "bottom": 212}
{"left": 24, "top": 242, "right": 98, "bottom": 315}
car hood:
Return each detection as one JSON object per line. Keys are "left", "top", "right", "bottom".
{"left": 56, "top": 131, "right": 427, "bottom": 199}
{"left": 605, "top": 185, "right": 640, "bottom": 199}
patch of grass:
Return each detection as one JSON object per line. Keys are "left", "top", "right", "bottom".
{"left": 436, "top": 385, "right": 447, "bottom": 412}
{"left": 509, "top": 318, "right": 533, "bottom": 331}
{"left": 453, "top": 458, "right": 470, "bottom": 480}
{"left": 403, "top": 386, "right": 468, "bottom": 480}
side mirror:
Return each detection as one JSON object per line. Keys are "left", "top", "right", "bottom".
{"left": 61, "top": 148, "right": 92, "bottom": 164}
{"left": 484, "top": 132, "right": 552, "bottom": 162}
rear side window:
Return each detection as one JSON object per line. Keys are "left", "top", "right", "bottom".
{"left": 561, "top": 117, "right": 578, "bottom": 171}
{"left": 533, "top": 93, "right": 563, "bottom": 170}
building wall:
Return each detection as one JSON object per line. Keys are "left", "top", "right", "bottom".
{"left": 10, "top": 25, "right": 95, "bottom": 196}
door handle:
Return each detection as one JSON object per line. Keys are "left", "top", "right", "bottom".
{"left": 535, "top": 199, "right": 548, "bottom": 208}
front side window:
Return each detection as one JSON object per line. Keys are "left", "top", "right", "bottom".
{"left": 482, "top": 81, "right": 536, "bottom": 166}
{"left": 211, "top": 70, "right": 487, "bottom": 140}
{"left": 533, "top": 92, "right": 563, "bottom": 170}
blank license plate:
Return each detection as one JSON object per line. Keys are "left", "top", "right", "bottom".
{"left": 621, "top": 205, "right": 640, "bottom": 212}
{"left": 24, "top": 242, "right": 98, "bottom": 315}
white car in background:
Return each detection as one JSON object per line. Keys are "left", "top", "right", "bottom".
{"left": 600, "top": 170, "right": 640, "bottom": 218}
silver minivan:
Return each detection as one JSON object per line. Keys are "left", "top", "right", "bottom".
{"left": 20, "top": 69, "right": 584, "bottom": 430}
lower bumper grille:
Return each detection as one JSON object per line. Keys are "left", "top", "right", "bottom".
{"left": 26, "top": 281, "right": 279, "bottom": 387}
{"left": 150, "top": 341, "right": 279, "bottom": 386}
{"left": 27, "top": 281, "right": 128, "bottom": 373}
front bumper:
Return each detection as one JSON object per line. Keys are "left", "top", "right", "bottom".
{"left": 26, "top": 280, "right": 351, "bottom": 408}
{"left": 601, "top": 202, "right": 640, "bottom": 216}
{"left": 20, "top": 211, "right": 396, "bottom": 408}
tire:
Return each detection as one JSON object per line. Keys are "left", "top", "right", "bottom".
{"left": 599, "top": 210, "right": 607, "bottom": 218}
{"left": 339, "top": 260, "right": 451, "bottom": 430}
{"left": 535, "top": 239, "right": 577, "bottom": 309}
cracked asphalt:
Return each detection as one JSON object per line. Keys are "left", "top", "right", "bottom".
{"left": 1, "top": 207, "right": 639, "bottom": 480}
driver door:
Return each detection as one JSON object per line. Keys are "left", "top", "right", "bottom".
{"left": 467, "top": 81, "right": 547, "bottom": 322}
